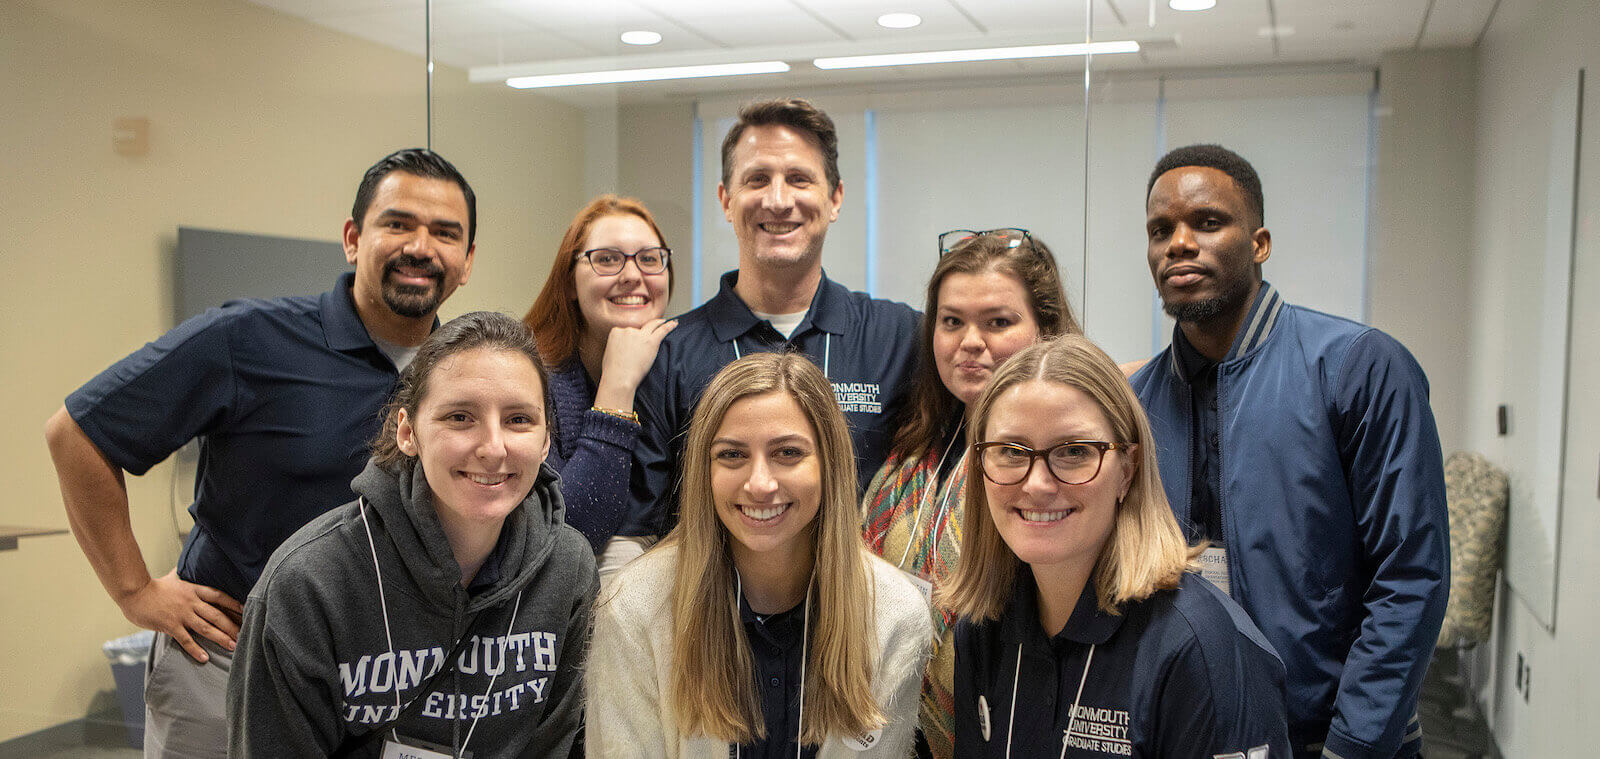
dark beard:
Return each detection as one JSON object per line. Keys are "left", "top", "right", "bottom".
{"left": 381, "top": 254, "right": 443, "bottom": 318}
{"left": 1161, "top": 270, "right": 1253, "bottom": 326}
{"left": 382, "top": 282, "right": 440, "bottom": 318}
{"left": 1163, "top": 296, "right": 1226, "bottom": 323}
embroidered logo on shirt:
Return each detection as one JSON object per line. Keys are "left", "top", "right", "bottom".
{"left": 1062, "top": 704, "right": 1132, "bottom": 756}
{"left": 832, "top": 381, "right": 882, "bottom": 414}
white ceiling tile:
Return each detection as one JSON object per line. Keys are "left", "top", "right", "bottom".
{"left": 1418, "top": 0, "right": 1499, "bottom": 48}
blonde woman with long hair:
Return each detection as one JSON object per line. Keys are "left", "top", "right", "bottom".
{"left": 588, "top": 352, "right": 931, "bottom": 757}
{"left": 941, "top": 335, "right": 1289, "bottom": 758}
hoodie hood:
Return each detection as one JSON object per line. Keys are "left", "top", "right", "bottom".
{"left": 351, "top": 457, "right": 567, "bottom": 614}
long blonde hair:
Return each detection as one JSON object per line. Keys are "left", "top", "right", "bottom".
{"left": 664, "top": 352, "right": 883, "bottom": 745}
{"left": 939, "top": 335, "right": 1201, "bottom": 621}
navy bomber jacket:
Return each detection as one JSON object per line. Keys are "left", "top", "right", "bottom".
{"left": 1129, "top": 283, "right": 1449, "bottom": 759}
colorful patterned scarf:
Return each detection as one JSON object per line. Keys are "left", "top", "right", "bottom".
{"left": 861, "top": 437, "right": 968, "bottom": 759}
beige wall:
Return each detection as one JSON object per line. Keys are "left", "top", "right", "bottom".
{"left": 1371, "top": 48, "right": 1475, "bottom": 453}
{"left": 617, "top": 101, "right": 698, "bottom": 316}
{"left": 1467, "top": 0, "right": 1600, "bottom": 753}
{"left": 0, "top": 0, "right": 581, "bottom": 741}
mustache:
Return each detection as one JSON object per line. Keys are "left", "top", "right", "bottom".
{"left": 384, "top": 254, "right": 444, "bottom": 279}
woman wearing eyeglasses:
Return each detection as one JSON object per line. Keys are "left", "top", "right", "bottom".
{"left": 860, "top": 228, "right": 1077, "bottom": 759}
{"left": 942, "top": 335, "right": 1290, "bottom": 758}
{"left": 523, "top": 195, "right": 677, "bottom": 571}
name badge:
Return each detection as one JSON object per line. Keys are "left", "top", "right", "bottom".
{"left": 840, "top": 727, "right": 883, "bottom": 751}
{"left": 903, "top": 571, "right": 934, "bottom": 604}
{"left": 978, "top": 695, "right": 992, "bottom": 741}
{"left": 1200, "top": 546, "right": 1231, "bottom": 596}
{"left": 382, "top": 736, "right": 471, "bottom": 759}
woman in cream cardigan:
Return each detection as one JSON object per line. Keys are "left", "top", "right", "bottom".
{"left": 587, "top": 352, "right": 931, "bottom": 757}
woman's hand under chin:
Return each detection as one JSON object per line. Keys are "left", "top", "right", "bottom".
{"left": 593, "top": 317, "right": 678, "bottom": 410}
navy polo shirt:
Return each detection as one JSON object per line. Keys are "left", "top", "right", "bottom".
{"left": 625, "top": 270, "right": 919, "bottom": 536}
{"left": 66, "top": 273, "right": 407, "bottom": 603}
{"left": 952, "top": 569, "right": 1290, "bottom": 758}
{"left": 737, "top": 594, "right": 820, "bottom": 759}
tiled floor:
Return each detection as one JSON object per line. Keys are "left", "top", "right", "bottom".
{"left": 1420, "top": 646, "right": 1502, "bottom": 759}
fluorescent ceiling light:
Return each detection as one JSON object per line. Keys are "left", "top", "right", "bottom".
{"left": 813, "top": 40, "right": 1140, "bottom": 70}
{"left": 506, "top": 60, "right": 789, "bottom": 89}
{"left": 877, "top": 12, "right": 922, "bottom": 29}
{"left": 620, "top": 30, "right": 662, "bottom": 45}
{"left": 1169, "top": 0, "right": 1216, "bottom": 10}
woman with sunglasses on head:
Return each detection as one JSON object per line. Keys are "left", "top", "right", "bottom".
{"left": 229, "top": 312, "right": 595, "bottom": 758}
{"left": 587, "top": 352, "right": 932, "bottom": 758}
{"left": 942, "top": 335, "right": 1290, "bottom": 758}
{"left": 860, "top": 228, "right": 1078, "bottom": 759}
{"left": 523, "top": 195, "right": 677, "bottom": 572}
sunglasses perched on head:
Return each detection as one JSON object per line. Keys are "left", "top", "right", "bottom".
{"left": 936, "top": 228, "right": 1033, "bottom": 257}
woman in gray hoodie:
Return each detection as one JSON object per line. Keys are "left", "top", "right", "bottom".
{"left": 228, "top": 311, "right": 597, "bottom": 758}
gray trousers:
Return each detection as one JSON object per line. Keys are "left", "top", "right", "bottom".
{"left": 143, "top": 632, "right": 232, "bottom": 759}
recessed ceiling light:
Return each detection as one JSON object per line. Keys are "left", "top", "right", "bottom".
{"left": 814, "top": 40, "right": 1140, "bottom": 70}
{"left": 506, "top": 61, "right": 789, "bottom": 89}
{"left": 877, "top": 12, "right": 922, "bottom": 29}
{"left": 619, "top": 30, "right": 662, "bottom": 45}
{"left": 1257, "top": 25, "right": 1295, "bottom": 37}
{"left": 1169, "top": 0, "right": 1215, "bottom": 10}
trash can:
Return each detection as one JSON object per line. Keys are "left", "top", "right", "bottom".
{"left": 103, "top": 630, "right": 155, "bottom": 749}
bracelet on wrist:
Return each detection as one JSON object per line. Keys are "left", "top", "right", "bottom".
{"left": 592, "top": 405, "right": 640, "bottom": 424}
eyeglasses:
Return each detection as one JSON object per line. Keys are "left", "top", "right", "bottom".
{"left": 973, "top": 440, "right": 1132, "bottom": 486}
{"left": 937, "top": 228, "right": 1033, "bottom": 257}
{"left": 578, "top": 247, "right": 671, "bottom": 276}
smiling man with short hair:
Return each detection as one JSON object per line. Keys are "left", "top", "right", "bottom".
{"left": 45, "top": 148, "right": 477, "bottom": 758}
{"left": 615, "top": 98, "right": 919, "bottom": 572}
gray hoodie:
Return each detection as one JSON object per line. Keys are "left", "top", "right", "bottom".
{"left": 228, "top": 459, "right": 597, "bottom": 758}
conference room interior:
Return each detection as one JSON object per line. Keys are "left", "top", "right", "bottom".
{"left": 1, "top": 0, "right": 1595, "bottom": 755}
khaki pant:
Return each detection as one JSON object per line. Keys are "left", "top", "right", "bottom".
{"left": 143, "top": 632, "right": 232, "bottom": 759}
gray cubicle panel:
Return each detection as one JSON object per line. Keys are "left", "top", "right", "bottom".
{"left": 174, "top": 226, "right": 347, "bottom": 326}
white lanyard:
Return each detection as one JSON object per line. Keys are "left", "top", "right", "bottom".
{"left": 359, "top": 499, "right": 525, "bottom": 757}
{"left": 733, "top": 570, "right": 812, "bottom": 759}
{"left": 998, "top": 640, "right": 1096, "bottom": 759}
{"left": 891, "top": 426, "right": 965, "bottom": 571}
{"left": 732, "top": 332, "right": 831, "bottom": 379}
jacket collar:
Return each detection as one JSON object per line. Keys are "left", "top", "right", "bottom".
{"left": 706, "top": 269, "right": 848, "bottom": 343}
{"left": 1167, "top": 280, "right": 1284, "bottom": 374}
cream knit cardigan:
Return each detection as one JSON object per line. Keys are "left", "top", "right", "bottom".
{"left": 586, "top": 545, "right": 933, "bottom": 758}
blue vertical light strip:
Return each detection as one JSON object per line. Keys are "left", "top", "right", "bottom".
{"left": 863, "top": 109, "right": 879, "bottom": 296}
{"left": 691, "top": 106, "right": 704, "bottom": 305}
{"left": 1150, "top": 77, "right": 1168, "bottom": 356}
{"left": 1361, "top": 71, "right": 1378, "bottom": 324}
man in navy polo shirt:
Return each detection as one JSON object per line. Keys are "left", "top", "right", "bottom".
{"left": 1129, "top": 144, "right": 1447, "bottom": 759}
{"left": 44, "top": 148, "right": 477, "bottom": 758}
{"left": 615, "top": 98, "right": 919, "bottom": 571}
